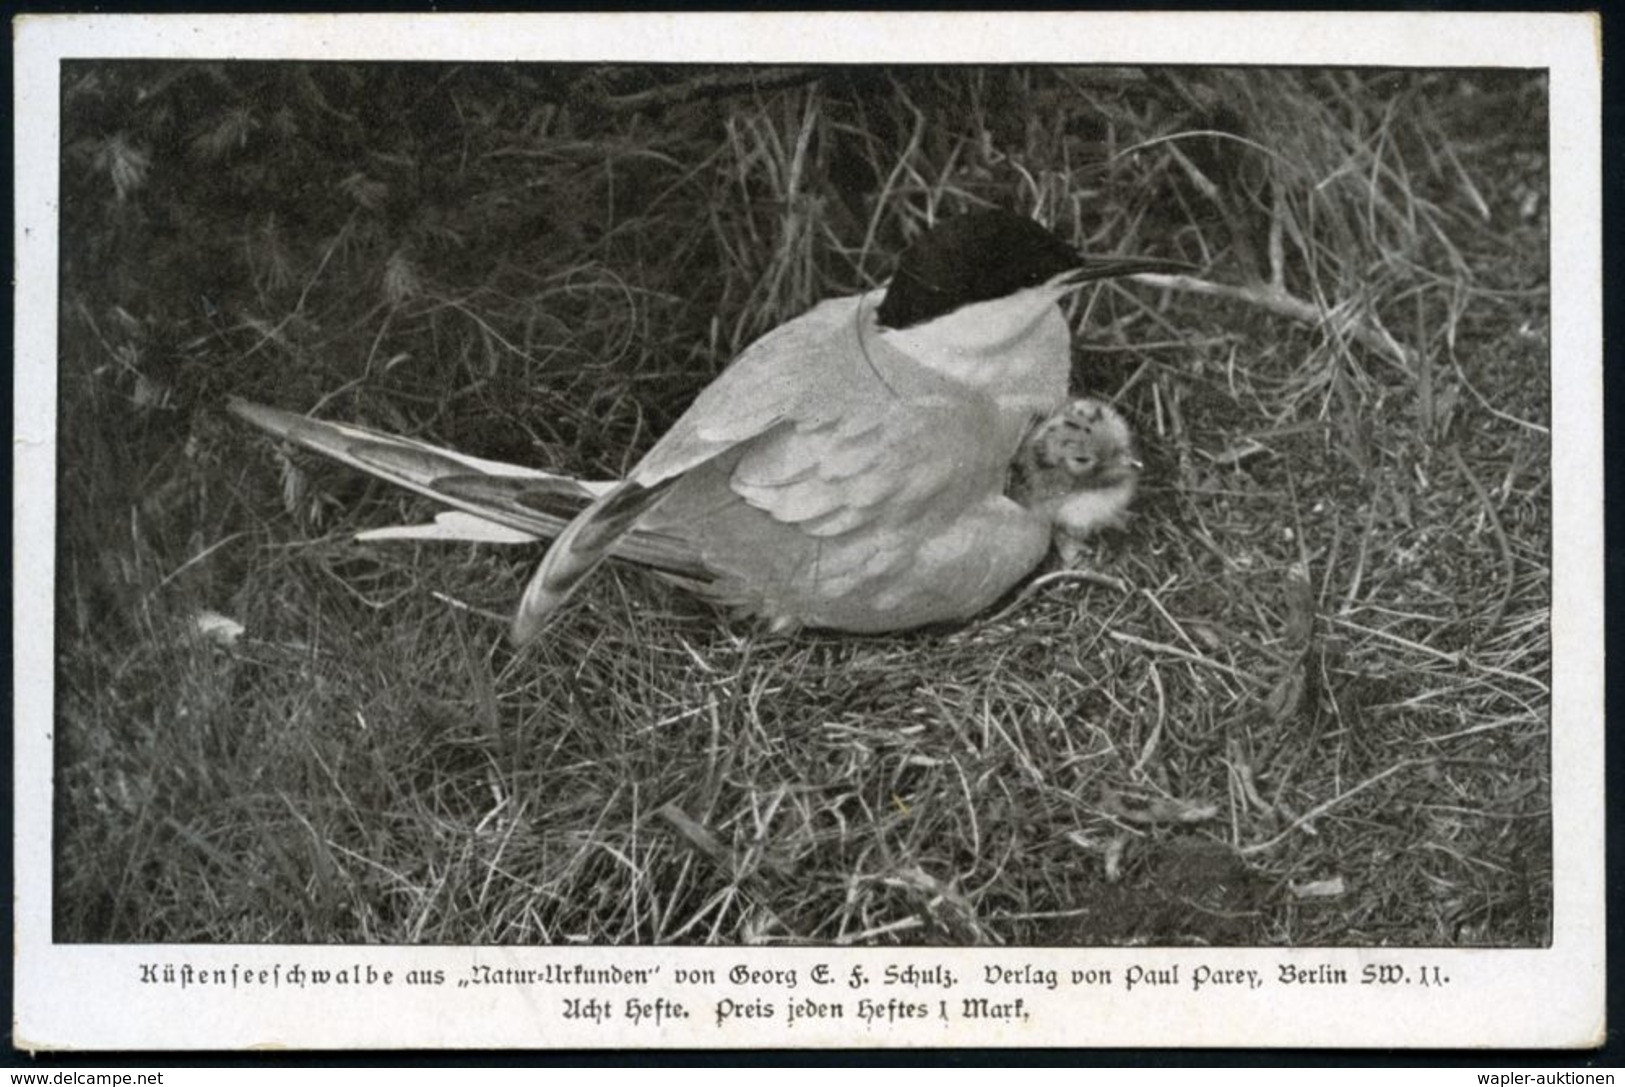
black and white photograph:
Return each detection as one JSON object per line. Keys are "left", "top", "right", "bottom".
{"left": 14, "top": 12, "right": 1603, "bottom": 1051}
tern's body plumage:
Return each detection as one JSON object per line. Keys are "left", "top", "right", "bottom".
{"left": 234, "top": 210, "right": 1171, "bottom": 639}
{"left": 575, "top": 288, "right": 1068, "bottom": 633}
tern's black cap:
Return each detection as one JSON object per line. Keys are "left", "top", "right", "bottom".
{"left": 875, "top": 210, "right": 1180, "bottom": 331}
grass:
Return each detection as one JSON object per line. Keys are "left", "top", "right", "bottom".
{"left": 53, "top": 63, "right": 1551, "bottom": 945}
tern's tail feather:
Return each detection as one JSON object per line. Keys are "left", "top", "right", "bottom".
{"left": 510, "top": 475, "right": 679, "bottom": 645}
{"left": 229, "top": 399, "right": 709, "bottom": 633}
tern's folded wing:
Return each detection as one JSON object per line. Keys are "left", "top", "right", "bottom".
{"left": 724, "top": 393, "right": 1008, "bottom": 537}
{"left": 228, "top": 398, "right": 613, "bottom": 539}
{"left": 640, "top": 391, "right": 1030, "bottom": 628}
{"left": 230, "top": 399, "right": 711, "bottom": 579}
{"left": 625, "top": 290, "right": 953, "bottom": 487}
{"left": 516, "top": 290, "right": 936, "bottom": 638}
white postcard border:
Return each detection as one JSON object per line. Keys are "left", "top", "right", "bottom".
{"left": 13, "top": 12, "right": 1604, "bottom": 1052}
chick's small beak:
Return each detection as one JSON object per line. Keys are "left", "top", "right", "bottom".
{"left": 1098, "top": 453, "right": 1143, "bottom": 484}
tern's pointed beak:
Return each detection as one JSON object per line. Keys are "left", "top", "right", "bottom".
{"left": 1060, "top": 253, "right": 1191, "bottom": 285}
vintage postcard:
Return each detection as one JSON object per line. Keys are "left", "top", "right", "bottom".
{"left": 13, "top": 12, "right": 1602, "bottom": 1051}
